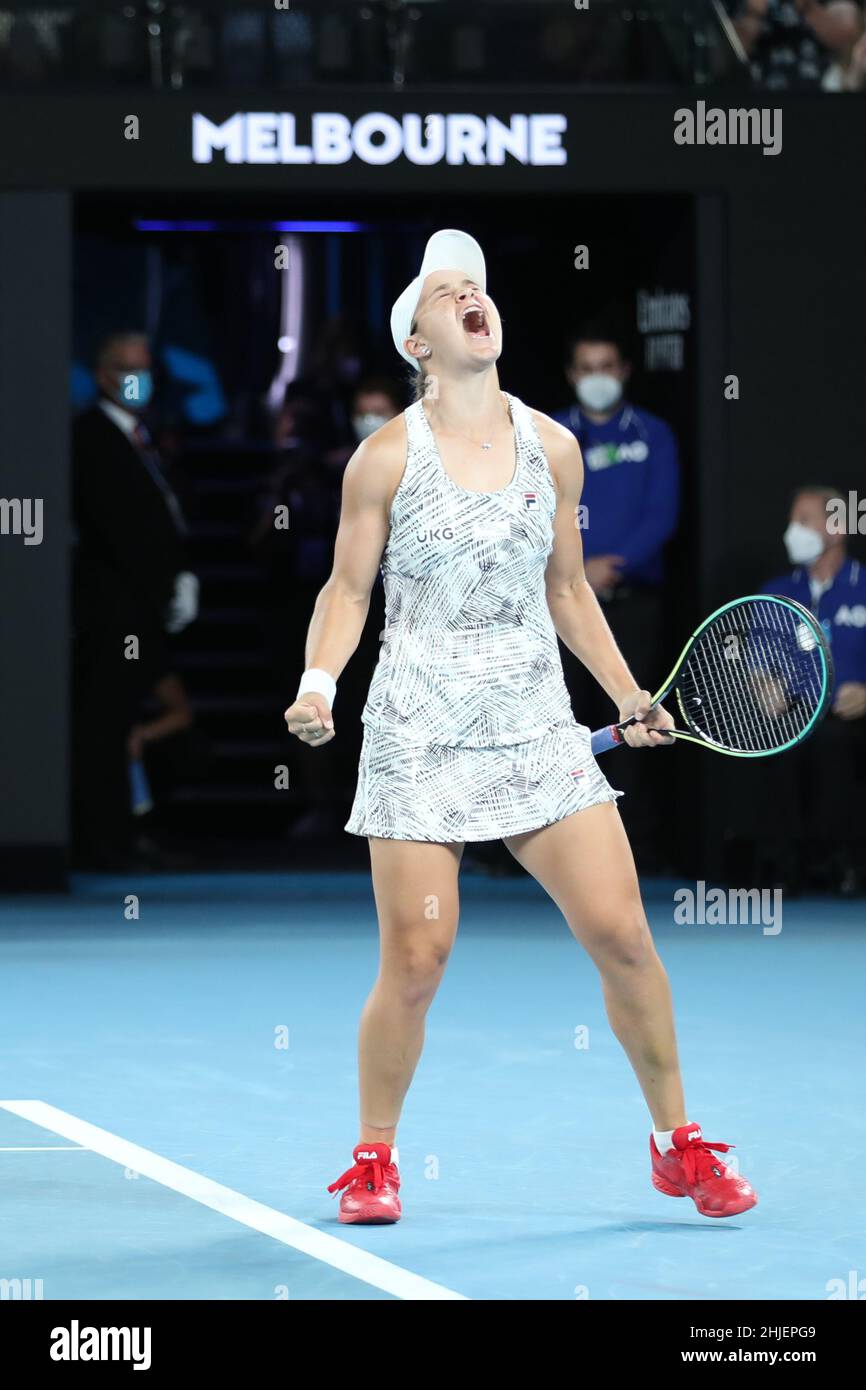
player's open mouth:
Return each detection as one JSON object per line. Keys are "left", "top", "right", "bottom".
{"left": 462, "top": 304, "right": 491, "bottom": 339}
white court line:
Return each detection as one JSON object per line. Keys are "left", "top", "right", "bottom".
{"left": 0, "top": 1101, "right": 466, "bottom": 1302}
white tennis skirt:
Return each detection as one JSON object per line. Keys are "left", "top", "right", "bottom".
{"left": 344, "top": 719, "right": 622, "bottom": 843}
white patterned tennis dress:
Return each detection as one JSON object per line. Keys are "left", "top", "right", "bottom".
{"left": 345, "top": 392, "right": 622, "bottom": 842}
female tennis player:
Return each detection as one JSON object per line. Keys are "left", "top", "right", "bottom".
{"left": 283, "top": 230, "right": 757, "bottom": 1223}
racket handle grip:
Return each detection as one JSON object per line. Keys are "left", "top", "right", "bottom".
{"left": 590, "top": 724, "right": 625, "bottom": 757}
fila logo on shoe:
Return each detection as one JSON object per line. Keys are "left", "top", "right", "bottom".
{"left": 687, "top": 1129, "right": 703, "bottom": 1141}
{"left": 357, "top": 1150, "right": 381, "bottom": 1161}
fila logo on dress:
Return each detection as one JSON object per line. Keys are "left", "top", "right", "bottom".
{"left": 523, "top": 492, "right": 538, "bottom": 510}
{"left": 569, "top": 767, "right": 585, "bottom": 780}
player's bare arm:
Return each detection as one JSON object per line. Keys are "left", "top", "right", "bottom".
{"left": 283, "top": 416, "right": 405, "bottom": 747}
{"left": 532, "top": 409, "right": 673, "bottom": 749}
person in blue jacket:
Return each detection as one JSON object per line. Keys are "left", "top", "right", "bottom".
{"left": 553, "top": 324, "right": 681, "bottom": 869}
{"left": 753, "top": 485, "right": 866, "bottom": 893}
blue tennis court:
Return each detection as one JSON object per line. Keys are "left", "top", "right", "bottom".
{"left": 1, "top": 871, "right": 863, "bottom": 1301}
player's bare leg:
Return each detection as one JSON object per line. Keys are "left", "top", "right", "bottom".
{"left": 504, "top": 801, "right": 686, "bottom": 1129}
{"left": 360, "top": 837, "right": 463, "bottom": 1140}
{"left": 327, "top": 837, "right": 463, "bottom": 1222}
{"left": 504, "top": 801, "right": 756, "bottom": 1215}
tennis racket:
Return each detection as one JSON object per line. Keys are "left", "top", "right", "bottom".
{"left": 590, "top": 594, "right": 834, "bottom": 758}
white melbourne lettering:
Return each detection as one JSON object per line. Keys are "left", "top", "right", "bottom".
{"left": 192, "top": 112, "right": 568, "bottom": 167}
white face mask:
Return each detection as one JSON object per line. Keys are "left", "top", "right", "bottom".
{"left": 575, "top": 373, "right": 623, "bottom": 414}
{"left": 353, "top": 412, "right": 390, "bottom": 441}
{"left": 784, "top": 521, "right": 825, "bottom": 566}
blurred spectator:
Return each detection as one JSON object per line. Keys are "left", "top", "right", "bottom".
{"left": 71, "top": 330, "right": 199, "bottom": 868}
{"left": 127, "top": 671, "right": 211, "bottom": 864}
{"left": 350, "top": 375, "right": 405, "bottom": 442}
{"left": 727, "top": 487, "right": 866, "bottom": 893}
{"left": 249, "top": 382, "right": 339, "bottom": 608}
{"left": 250, "top": 375, "right": 404, "bottom": 597}
{"left": 323, "top": 375, "right": 407, "bottom": 471}
{"left": 822, "top": 10, "right": 866, "bottom": 84}
{"left": 250, "top": 376, "right": 401, "bottom": 837}
{"left": 727, "top": 0, "right": 862, "bottom": 89}
{"left": 301, "top": 313, "right": 367, "bottom": 452}
{"left": 553, "top": 323, "right": 681, "bottom": 870}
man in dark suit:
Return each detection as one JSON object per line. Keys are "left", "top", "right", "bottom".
{"left": 71, "top": 331, "right": 198, "bottom": 867}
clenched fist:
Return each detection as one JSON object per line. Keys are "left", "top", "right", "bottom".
{"left": 284, "top": 693, "right": 335, "bottom": 746}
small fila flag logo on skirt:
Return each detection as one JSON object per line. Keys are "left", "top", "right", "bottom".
{"left": 569, "top": 767, "right": 586, "bottom": 779}
{"left": 523, "top": 492, "right": 538, "bottom": 510}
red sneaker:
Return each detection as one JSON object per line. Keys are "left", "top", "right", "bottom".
{"left": 650, "top": 1122, "right": 758, "bottom": 1218}
{"left": 327, "top": 1142, "right": 402, "bottom": 1224}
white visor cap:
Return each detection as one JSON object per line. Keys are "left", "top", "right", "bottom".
{"left": 390, "top": 229, "right": 486, "bottom": 370}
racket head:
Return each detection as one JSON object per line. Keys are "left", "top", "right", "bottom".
{"left": 667, "top": 594, "right": 834, "bottom": 756}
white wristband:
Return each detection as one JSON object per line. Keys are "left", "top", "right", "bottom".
{"left": 296, "top": 667, "right": 336, "bottom": 708}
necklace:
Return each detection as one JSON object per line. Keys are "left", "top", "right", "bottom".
{"left": 427, "top": 397, "right": 507, "bottom": 450}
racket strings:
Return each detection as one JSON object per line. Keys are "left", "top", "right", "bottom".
{"left": 751, "top": 600, "right": 816, "bottom": 743}
{"left": 719, "top": 606, "right": 796, "bottom": 749}
{"left": 677, "top": 598, "right": 826, "bottom": 752}
{"left": 688, "top": 627, "right": 756, "bottom": 749}
{"left": 713, "top": 612, "right": 772, "bottom": 745}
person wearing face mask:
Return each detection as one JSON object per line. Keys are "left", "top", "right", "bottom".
{"left": 71, "top": 330, "right": 198, "bottom": 868}
{"left": 350, "top": 377, "right": 404, "bottom": 444}
{"left": 552, "top": 324, "right": 681, "bottom": 871}
{"left": 317, "top": 376, "right": 406, "bottom": 474}
{"left": 302, "top": 313, "right": 367, "bottom": 455}
{"left": 769, "top": 487, "right": 866, "bottom": 722}
{"left": 747, "top": 486, "right": 866, "bottom": 894}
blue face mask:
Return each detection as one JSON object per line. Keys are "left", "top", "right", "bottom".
{"left": 117, "top": 369, "right": 153, "bottom": 409}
